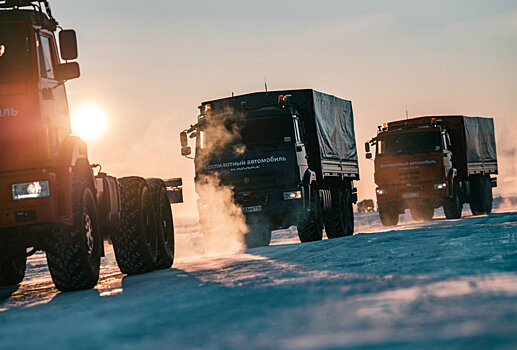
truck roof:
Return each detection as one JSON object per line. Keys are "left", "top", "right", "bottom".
{"left": 387, "top": 115, "right": 490, "bottom": 130}
{"left": 0, "top": 9, "right": 57, "bottom": 30}
{"left": 201, "top": 89, "right": 352, "bottom": 109}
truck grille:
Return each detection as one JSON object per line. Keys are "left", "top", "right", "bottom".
{"left": 398, "top": 171, "right": 420, "bottom": 181}
{"left": 220, "top": 171, "right": 277, "bottom": 205}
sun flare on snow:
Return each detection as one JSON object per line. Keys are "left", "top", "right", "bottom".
{"left": 71, "top": 104, "right": 108, "bottom": 141}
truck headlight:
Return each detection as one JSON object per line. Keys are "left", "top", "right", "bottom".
{"left": 376, "top": 188, "right": 387, "bottom": 195}
{"left": 283, "top": 190, "right": 302, "bottom": 200}
{"left": 433, "top": 183, "right": 447, "bottom": 190}
{"left": 12, "top": 181, "right": 50, "bottom": 200}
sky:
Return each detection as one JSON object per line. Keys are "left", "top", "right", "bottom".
{"left": 50, "top": 0, "right": 517, "bottom": 216}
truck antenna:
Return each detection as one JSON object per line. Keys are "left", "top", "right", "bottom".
{"left": 406, "top": 109, "right": 409, "bottom": 120}
{"left": 264, "top": 76, "right": 268, "bottom": 94}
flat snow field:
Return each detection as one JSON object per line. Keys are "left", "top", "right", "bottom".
{"left": 1, "top": 208, "right": 517, "bottom": 350}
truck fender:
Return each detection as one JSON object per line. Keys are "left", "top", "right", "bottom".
{"left": 301, "top": 169, "right": 316, "bottom": 187}
{"left": 446, "top": 168, "right": 457, "bottom": 198}
{"left": 300, "top": 169, "right": 317, "bottom": 210}
{"left": 57, "top": 135, "right": 89, "bottom": 169}
{"left": 56, "top": 136, "right": 95, "bottom": 217}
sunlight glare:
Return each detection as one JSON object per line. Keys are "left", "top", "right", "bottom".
{"left": 71, "top": 104, "right": 108, "bottom": 141}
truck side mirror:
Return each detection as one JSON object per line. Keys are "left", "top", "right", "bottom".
{"left": 366, "top": 153, "right": 372, "bottom": 160}
{"left": 365, "top": 142, "right": 370, "bottom": 153}
{"left": 59, "top": 30, "right": 78, "bottom": 60}
{"left": 181, "top": 146, "right": 192, "bottom": 156}
{"left": 180, "top": 131, "right": 188, "bottom": 147}
{"left": 54, "top": 62, "right": 80, "bottom": 81}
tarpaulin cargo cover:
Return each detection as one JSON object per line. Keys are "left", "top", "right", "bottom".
{"left": 202, "top": 89, "right": 359, "bottom": 179}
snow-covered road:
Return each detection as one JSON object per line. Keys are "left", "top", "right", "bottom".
{"left": 1, "top": 209, "right": 517, "bottom": 349}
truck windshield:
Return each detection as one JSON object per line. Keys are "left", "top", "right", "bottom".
{"left": 199, "top": 115, "right": 294, "bottom": 153}
{"left": 377, "top": 131, "right": 441, "bottom": 156}
{"left": 0, "top": 24, "right": 33, "bottom": 84}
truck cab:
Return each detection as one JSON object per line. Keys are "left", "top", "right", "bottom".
{"left": 185, "top": 99, "right": 308, "bottom": 247}
{"left": 0, "top": 1, "right": 81, "bottom": 230}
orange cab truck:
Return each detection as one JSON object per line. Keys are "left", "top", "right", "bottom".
{"left": 0, "top": 0, "right": 182, "bottom": 291}
{"left": 366, "top": 116, "right": 497, "bottom": 226}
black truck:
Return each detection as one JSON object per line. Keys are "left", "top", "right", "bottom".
{"left": 181, "top": 89, "right": 359, "bottom": 247}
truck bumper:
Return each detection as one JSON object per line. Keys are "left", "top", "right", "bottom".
{"left": 0, "top": 169, "right": 71, "bottom": 229}
{"left": 376, "top": 183, "right": 449, "bottom": 211}
{"left": 197, "top": 189, "right": 306, "bottom": 230}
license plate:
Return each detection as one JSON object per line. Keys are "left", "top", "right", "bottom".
{"left": 402, "top": 193, "right": 419, "bottom": 199}
{"left": 243, "top": 205, "right": 262, "bottom": 213}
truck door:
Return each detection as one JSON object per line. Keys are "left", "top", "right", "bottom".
{"left": 293, "top": 116, "right": 308, "bottom": 180}
{"left": 442, "top": 130, "right": 453, "bottom": 177}
{"left": 37, "top": 31, "right": 71, "bottom": 159}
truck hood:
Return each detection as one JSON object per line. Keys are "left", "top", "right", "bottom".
{"left": 374, "top": 153, "right": 445, "bottom": 187}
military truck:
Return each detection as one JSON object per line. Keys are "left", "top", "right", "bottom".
{"left": 366, "top": 116, "right": 497, "bottom": 226}
{"left": 181, "top": 89, "right": 359, "bottom": 247}
{"left": 357, "top": 199, "right": 375, "bottom": 212}
{"left": 0, "top": 0, "right": 182, "bottom": 291}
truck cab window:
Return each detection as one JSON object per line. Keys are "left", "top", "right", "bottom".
{"left": 38, "top": 34, "right": 55, "bottom": 79}
{"left": 377, "top": 132, "right": 441, "bottom": 156}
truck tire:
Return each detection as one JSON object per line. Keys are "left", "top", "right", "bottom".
{"left": 297, "top": 189, "right": 323, "bottom": 242}
{"left": 325, "top": 189, "right": 354, "bottom": 239}
{"left": 410, "top": 206, "right": 434, "bottom": 222}
{"left": 444, "top": 180, "right": 463, "bottom": 219}
{"left": 146, "top": 179, "right": 175, "bottom": 269}
{"left": 244, "top": 215, "right": 272, "bottom": 248}
{"left": 0, "top": 249, "right": 26, "bottom": 286}
{"left": 470, "top": 175, "right": 493, "bottom": 215}
{"left": 46, "top": 176, "right": 102, "bottom": 291}
{"left": 378, "top": 204, "right": 399, "bottom": 226}
{"left": 112, "top": 177, "right": 158, "bottom": 275}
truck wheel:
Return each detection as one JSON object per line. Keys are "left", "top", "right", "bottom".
{"left": 325, "top": 189, "right": 354, "bottom": 238}
{"left": 470, "top": 175, "right": 493, "bottom": 215}
{"left": 410, "top": 206, "right": 434, "bottom": 221}
{"left": 0, "top": 250, "right": 26, "bottom": 286}
{"left": 444, "top": 180, "right": 463, "bottom": 219}
{"left": 297, "top": 189, "right": 323, "bottom": 242}
{"left": 146, "top": 179, "right": 175, "bottom": 269}
{"left": 46, "top": 176, "right": 102, "bottom": 291}
{"left": 244, "top": 215, "right": 272, "bottom": 248}
{"left": 378, "top": 204, "right": 399, "bottom": 226}
{"left": 112, "top": 177, "right": 158, "bottom": 275}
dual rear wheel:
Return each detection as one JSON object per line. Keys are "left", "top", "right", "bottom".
{"left": 45, "top": 175, "right": 174, "bottom": 292}
{"left": 297, "top": 187, "right": 354, "bottom": 243}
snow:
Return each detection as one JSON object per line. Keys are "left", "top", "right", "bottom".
{"left": 1, "top": 208, "right": 517, "bottom": 349}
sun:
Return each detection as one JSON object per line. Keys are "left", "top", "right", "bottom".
{"left": 71, "top": 104, "right": 108, "bottom": 141}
